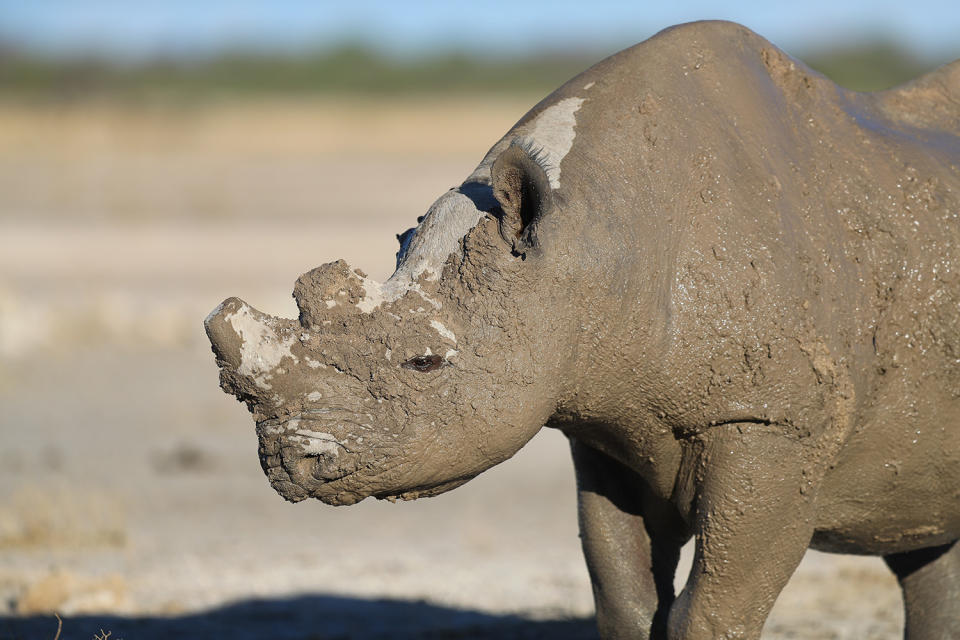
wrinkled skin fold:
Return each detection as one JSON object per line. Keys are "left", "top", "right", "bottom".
{"left": 206, "top": 21, "right": 960, "bottom": 640}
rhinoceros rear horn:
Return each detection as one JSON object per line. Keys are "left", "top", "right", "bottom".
{"left": 491, "top": 144, "right": 553, "bottom": 249}
{"left": 293, "top": 260, "right": 366, "bottom": 327}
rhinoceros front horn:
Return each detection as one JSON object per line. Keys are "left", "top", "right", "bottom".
{"left": 205, "top": 297, "right": 247, "bottom": 368}
{"left": 204, "top": 296, "right": 276, "bottom": 370}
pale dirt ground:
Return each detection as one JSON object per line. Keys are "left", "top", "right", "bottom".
{"left": 0, "top": 99, "right": 904, "bottom": 639}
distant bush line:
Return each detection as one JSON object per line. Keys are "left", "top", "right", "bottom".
{"left": 0, "top": 41, "right": 948, "bottom": 103}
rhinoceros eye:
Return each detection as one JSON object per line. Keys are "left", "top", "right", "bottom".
{"left": 402, "top": 354, "right": 444, "bottom": 372}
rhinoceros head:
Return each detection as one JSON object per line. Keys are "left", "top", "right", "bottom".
{"left": 205, "top": 135, "right": 599, "bottom": 505}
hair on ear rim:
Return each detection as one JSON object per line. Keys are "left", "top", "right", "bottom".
{"left": 490, "top": 142, "right": 554, "bottom": 248}
{"left": 512, "top": 138, "right": 556, "bottom": 177}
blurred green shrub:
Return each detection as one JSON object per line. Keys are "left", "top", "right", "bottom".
{"left": 0, "top": 45, "right": 591, "bottom": 102}
{"left": 803, "top": 41, "right": 934, "bottom": 92}
{"left": 0, "top": 41, "right": 951, "bottom": 102}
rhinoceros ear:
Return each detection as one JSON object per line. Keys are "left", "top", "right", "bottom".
{"left": 491, "top": 144, "right": 554, "bottom": 253}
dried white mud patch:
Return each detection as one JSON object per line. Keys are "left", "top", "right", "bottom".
{"left": 515, "top": 96, "right": 585, "bottom": 189}
{"left": 225, "top": 303, "right": 297, "bottom": 389}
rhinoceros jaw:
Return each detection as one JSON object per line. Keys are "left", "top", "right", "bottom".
{"left": 377, "top": 475, "right": 476, "bottom": 502}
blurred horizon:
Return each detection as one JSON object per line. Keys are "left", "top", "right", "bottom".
{"left": 1, "top": 1, "right": 958, "bottom": 98}
{"left": 0, "top": 35, "right": 954, "bottom": 100}
{"left": 2, "top": 0, "right": 959, "bottom": 60}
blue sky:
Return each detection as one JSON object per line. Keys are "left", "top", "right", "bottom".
{"left": 1, "top": 1, "right": 958, "bottom": 61}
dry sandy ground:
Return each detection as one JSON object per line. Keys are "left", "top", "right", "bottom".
{"left": 0, "top": 99, "right": 905, "bottom": 639}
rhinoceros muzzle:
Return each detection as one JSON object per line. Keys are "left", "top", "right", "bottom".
{"left": 256, "top": 412, "right": 366, "bottom": 501}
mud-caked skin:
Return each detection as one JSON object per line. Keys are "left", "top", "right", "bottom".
{"left": 205, "top": 21, "right": 960, "bottom": 640}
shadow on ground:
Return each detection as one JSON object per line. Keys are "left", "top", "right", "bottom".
{"left": 1, "top": 595, "right": 598, "bottom": 640}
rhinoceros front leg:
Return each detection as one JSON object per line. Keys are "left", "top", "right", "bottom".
{"left": 668, "top": 423, "right": 819, "bottom": 640}
{"left": 571, "top": 439, "right": 687, "bottom": 640}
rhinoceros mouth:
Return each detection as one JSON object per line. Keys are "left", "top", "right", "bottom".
{"left": 256, "top": 410, "right": 369, "bottom": 502}
{"left": 259, "top": 447, "right": 368, "bottom": 505}
{"left": 256, "top": 410, "right": 470, "bottom": 505}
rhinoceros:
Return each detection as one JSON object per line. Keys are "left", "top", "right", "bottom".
{"left": 205, "top": 20, "right": 960, "bottom": 640}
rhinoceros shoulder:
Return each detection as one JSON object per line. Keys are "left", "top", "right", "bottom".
{"left": 875, "top": 59, "right": 960, "bottom": 133}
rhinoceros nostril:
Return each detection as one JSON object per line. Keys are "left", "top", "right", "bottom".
{"left": 260, "top": 454, "right": 282, "bottom": 470}
{"left": 303, "top": 454, "right": 342, "bottom": 481}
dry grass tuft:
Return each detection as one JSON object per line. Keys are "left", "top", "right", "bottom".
{"left": 14, "top": 571, "right": 128, "bottom": 615}
{"left": 0, "top": 487, "right": 126, "bottom": 550}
